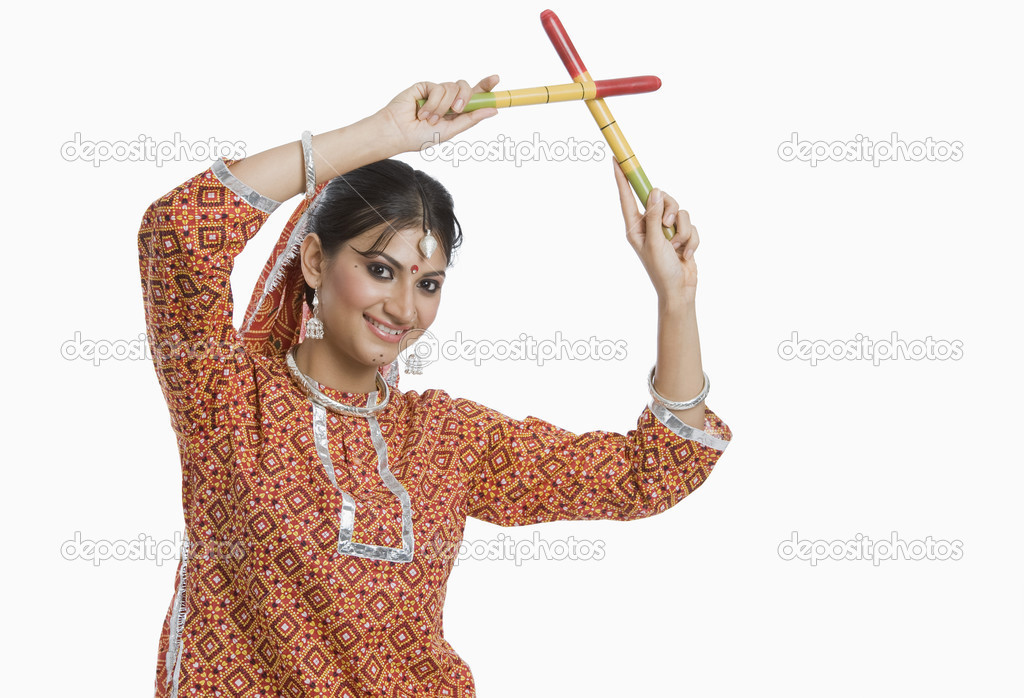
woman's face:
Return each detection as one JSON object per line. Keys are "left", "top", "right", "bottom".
{"left": 309, "top": 222, "right": 446, "bottom": 370}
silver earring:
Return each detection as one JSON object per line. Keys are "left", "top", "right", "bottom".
{"left": 404, "top": 353, "right": 425, "bottom": 375}
{"left": 306, "top": 287, "right": 324, "bottom": 339}
{"left": 401, "top": 338, "right": 426, "bottom": 375}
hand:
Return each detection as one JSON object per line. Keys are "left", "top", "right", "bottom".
{"left": 375, "top": 76, "right": 501, "bottom": 154}
{"left": 612, "top": 160, "right": 699, "bottom": 303}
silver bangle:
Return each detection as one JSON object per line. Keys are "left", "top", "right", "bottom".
{"left": 301, "top": 130, "right": 316, "bottom": 200}
{"left": 647, "top": 364, "right": 710, "bottom": 410}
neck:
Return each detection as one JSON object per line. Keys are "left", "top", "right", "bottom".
{"left": 293, "top": 340, "right": 380, "bottom": 394}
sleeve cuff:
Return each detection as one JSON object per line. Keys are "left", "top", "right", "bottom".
{"left": 647, "top": 400, "right": 732, "bottom": 452}
{"left": 211, "top": 157, "right": 283, "bottom": 214}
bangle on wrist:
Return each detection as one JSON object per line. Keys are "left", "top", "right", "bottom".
{"left": 301, "top": 130, "right": 316, "bottom": 200}
{"left": 647, "top": 364, "right": 710, "bottom": 411}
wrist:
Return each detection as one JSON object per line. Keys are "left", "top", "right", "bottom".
{"left": 363, "top": 110, "right": 407, "bottom": 158}
{"left": 310, "top": 117, "right": 401, "bottom": 186}
{"left": 657, "top": 292, "right": 696, "bottom": 315}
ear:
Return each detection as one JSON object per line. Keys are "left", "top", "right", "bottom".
{"left": 299, "top": 233, "right": 327, "bottom": 289}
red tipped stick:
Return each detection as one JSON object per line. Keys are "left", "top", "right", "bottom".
{"left": 595, "top": 76, "right": 661, "bottom": 98}
{"left": 541, "top": 9, "right": 589, "bottom": 79}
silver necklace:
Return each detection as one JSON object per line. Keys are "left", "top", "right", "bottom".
{"left": 285, "top": 345, "right": 390, "bottom": 417}
{"left": 284, "top": 345, "right": 414, "bottom": 563}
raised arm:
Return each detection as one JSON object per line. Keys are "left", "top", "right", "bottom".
{"left": 138, "top": 78, "right": 501, "bottom": 436}
{"left": 228, "top": 76, "right": 501, "bottom": 202}
{"left": 456, "top": 158, "right": 733, "bottom": 525}
{"left": 137, "top": 161, "right": 283, "bottom": 435}
{"left": 612, "top": 162, "right": 710, "bottom": 432}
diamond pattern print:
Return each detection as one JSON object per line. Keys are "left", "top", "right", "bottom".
{"left": 140, "top": 161, "right": 732, "bottom": 697}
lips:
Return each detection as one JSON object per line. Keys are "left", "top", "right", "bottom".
{"left": 364, "top": 314, "right": 410, "bottom": 332}
{"left": 364, "top": 314, "right": 410, "bottom": 343}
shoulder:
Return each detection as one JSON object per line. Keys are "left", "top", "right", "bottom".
{"left": 396, "top": 385, "right": 455, "bottom": 410}
{"left": 393, "top": 386, "right": 496, "bottom": 424}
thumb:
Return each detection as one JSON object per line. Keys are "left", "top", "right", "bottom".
{"left": 444, "top": 107, "right": 498, "bottom": 139}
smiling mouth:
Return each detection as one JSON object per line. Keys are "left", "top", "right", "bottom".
{"left": 364, "top": 314, "right": 410, "bottom": 336}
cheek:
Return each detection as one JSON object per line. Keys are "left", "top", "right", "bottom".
{"left": 326, "top": 265, "right": 377, "bottom": 311}
{"left": 417, "top": 297, "right": 440, "bottom": 326}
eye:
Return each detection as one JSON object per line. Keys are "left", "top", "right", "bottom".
{"left": 420, "top": 279, "right": 442, "bottom": 294}
{"left": 367, "top": 263, "right": 393, "bottom": 280}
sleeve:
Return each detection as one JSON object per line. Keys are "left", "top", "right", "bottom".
{"left": 137, "top": 158, "right": 283, "bottom": 436}
{"left": 454, "top": 395, "right": 733, "bottom": 526}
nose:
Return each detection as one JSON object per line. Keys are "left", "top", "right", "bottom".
{"left": 382, "top": 279, "right": 417, "bottom": 327}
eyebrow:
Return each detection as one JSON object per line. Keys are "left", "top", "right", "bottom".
{"left": 373, "top": 251, "right": 446, "bottom": 278}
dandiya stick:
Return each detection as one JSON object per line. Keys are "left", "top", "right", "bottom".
{"left": 540, "top": 9, "right": 675, "bottom": 239}
{"left": 416, "top": 75, "right": 661, "bottom": 114}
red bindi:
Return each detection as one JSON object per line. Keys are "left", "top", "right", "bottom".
{"left": 411, "top": 265, "right": 419, "bottom": 274}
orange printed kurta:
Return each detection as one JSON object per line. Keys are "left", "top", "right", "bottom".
{"left": 138, "top": 160, "right": 733, "bottom": 697}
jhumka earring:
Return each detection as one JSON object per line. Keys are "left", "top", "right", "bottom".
{"left": 306, "top": 286, "right": 324, "bottom": 339}
{"left": 404, "top": 353, "right": 425, "bottom": 375}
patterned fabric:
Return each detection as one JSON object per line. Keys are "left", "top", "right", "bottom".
{"left": 138, "top": 160, "right": 733, "bottom": 697}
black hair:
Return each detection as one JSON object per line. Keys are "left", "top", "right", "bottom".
{"left": 303, "top": 159, "right": 463, "bottom": 308}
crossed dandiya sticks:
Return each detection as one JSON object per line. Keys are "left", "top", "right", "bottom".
{"left": 540, "top": 9, "right": 675, "bottom": 239}
{"left": 419, "top": 10, "right": 676, "bottom": 240}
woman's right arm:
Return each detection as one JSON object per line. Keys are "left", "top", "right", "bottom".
{"left": 227, "top": 116, "right": 401, "bottom": 204}
{"left": 138, "top": 77, "right": 499, "bottom": 436}
{"left": 136, "top": 115, "right": 401, "bottom": 436}
{"left": 228, "top": 76, "right": 501, "bottom": 202}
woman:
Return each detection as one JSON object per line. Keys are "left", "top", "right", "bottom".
{"left": 139, "top": 74, "right": 732, "bottom": 697}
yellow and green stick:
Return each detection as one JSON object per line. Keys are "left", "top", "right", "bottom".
{"left": 540, "top": 9, "right": 675, "bottom": 239}
{"left": 416, "top": 75, "right": 661, "bottom": 114}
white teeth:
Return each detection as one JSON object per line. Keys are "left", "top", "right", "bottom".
{"left": 367, "top": 316, "right": 402, "bottom": 335}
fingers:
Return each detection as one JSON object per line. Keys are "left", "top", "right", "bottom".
{"left": 617, "top": 171, "right": 700, "bottom": 260}
{"left": 668, "top": 219, "right": 699, "bottom": 259}
{"left": 441, "top": 105, "right": 499, "bottom": 139}
{"left": 449, "top": 80, "right": 473, "bottom": 114}
{"left": 681, "top": 224, "right": 700, "bottom": 259}
{"left": 654, "top": 192, "right": 697, "bottom": 257}
{"left": 416, "top": 81, "right": 440, "bottom": 121}
{"left": 669, "top": 208, "right": 697, "bottom": 258}
{"left": 419, "top": 77, "right": 500, "bottom": 124}
{"left": 418, "top": 81, "right": 460, "bottom": 124}
{"left": 661, "top": 192, "right": 679, "bottom": 232}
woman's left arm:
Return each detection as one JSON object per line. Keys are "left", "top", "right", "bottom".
{"left": 612, "top": 161, "right": 708, "bottom": 431}
{"left": 452, "top": 392, "right": 731, "bottom": 526}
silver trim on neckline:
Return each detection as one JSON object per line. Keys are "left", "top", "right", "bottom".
{"left": 312, "top": 402, "right": 414, "bottom": 562}
{"left": 288, "top": 346, "right": 414, "bottom": 562}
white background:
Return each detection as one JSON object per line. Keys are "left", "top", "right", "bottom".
{"left": 5, "top": 0, "right": 1022, "bottom": 695}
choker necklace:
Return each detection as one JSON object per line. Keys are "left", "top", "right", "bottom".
{"left": 285, "top": 345, "right": 390, "bottom": 417}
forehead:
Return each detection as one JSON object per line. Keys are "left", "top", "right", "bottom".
{"left": 350, "top": 221, "right": 420, "bottom": 245}
{"left": 349, "top": 222, "right": 445, "bottom": 269}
